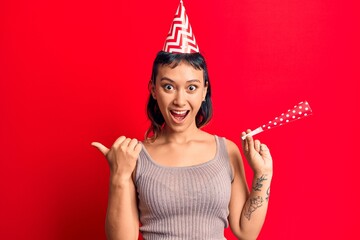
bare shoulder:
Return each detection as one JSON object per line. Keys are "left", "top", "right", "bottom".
{"left": 224, "top": 138, "right": 241, "bottom": 158}
{"left": 201, "top": 131, "right": 217, "bottom": 143}
{"left": 224, "top": 138, "right": 243, "bottom": 170}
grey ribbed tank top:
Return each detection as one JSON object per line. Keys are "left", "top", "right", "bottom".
{"left": 135, "top": 136, "right": 234, "bottom": 240}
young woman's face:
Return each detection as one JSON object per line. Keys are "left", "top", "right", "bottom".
{"left": 152, "top": 61, "right": 208, "bottom": 133}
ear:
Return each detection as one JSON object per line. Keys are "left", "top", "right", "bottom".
{"left": 202, "top": 81, "right": 208, "bottom": 101}
{"left": 148, "top": 80, "right": 157, "bottom": 100}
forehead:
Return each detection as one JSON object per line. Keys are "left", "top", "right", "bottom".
{"left": 156, "top": 61, "right": 204, "bottom": 83}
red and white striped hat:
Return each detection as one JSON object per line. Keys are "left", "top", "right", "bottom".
{"left": 162, "top": 0, "right": 200, "bottom": 53}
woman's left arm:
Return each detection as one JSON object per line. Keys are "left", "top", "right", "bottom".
{"left": 227, "top": 130, "right": 273, "bottom": 240}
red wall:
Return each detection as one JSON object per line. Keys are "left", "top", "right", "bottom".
{"left": 1, "top": 0, "right": 359, "bottom": 239}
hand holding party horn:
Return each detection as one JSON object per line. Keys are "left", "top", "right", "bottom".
{"left": 242, "top": 101, "right": 313, "bottom": 140}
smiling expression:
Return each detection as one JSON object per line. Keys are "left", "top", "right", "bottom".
{"left": 151, "top": 61, "right": 208, "bottom": 133}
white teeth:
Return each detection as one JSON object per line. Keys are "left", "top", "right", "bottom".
{"left": 172, "top": 110, "right": 187, "bottom": 115}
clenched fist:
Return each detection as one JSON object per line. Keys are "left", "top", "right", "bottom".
{"left": 91, "top": 136, "right": 142, "bottom": 182}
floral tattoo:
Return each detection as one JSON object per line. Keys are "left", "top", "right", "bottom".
{"left": 253, "top": 175, "right": 268, "bottom": 191}
{"left": 244, "top": 196, "right": 264, "bottom": 220}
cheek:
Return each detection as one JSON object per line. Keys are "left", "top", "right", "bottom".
{"left": 155, "top": 93, "right": 172, "bottom": 110}
{"left": 190, "top": 95, "right": 204, "bottom": 108}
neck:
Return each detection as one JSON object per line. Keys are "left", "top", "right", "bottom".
{"left": 161, "top": 124, "right": 202, "bottom": 144}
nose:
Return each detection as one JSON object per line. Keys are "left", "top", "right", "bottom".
{"left": 173, "top": 89, "right": 186, "bottom": 107}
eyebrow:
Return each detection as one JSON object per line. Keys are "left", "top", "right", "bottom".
{"left": 160, "top": 77, "right": 201, "bottom": 83}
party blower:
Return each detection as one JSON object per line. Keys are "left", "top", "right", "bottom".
{"left": 241, "top": 101, "right": 313, "bottom": 140}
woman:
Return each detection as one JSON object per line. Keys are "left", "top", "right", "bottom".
{"left": 92, "top": 51, "right": 273, "bottom": 240}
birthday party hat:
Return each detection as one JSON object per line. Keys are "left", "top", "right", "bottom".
{"left": 162, "top": 0, "right": 200, "bottom": 53}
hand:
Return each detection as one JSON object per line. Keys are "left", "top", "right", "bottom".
{"left": 91, "top": 136, "right": 142, "bottom": 181}
{"left": 241, "top": 129, "right": 273, "bottom": 176}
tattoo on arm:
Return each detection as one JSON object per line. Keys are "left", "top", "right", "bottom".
{"left": 253, "top": 175, "right": 267, "bottom": 191}
{"left": 266, "top": 187, "right": 270, "bottom": 202}
{"left": 244, "top": 196, "right": 264, "bottom": 220}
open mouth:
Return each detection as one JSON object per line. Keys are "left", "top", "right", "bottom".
{"left": 170, "top": 110, "right": 189, "bottom": 123}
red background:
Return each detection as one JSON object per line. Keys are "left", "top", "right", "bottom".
{"left": 1, "top": 0, "right": 359, "bottom": 239}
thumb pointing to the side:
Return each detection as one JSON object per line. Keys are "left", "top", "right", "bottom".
{"left": 91, "top": 142, "right": 109, "bottom": 156}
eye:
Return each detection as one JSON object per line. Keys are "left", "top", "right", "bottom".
{"left": 163, "top": 84, "right": 174, "bottom": 91}
{"left": 188, "top": 85, "right": 197, "bottom": 91}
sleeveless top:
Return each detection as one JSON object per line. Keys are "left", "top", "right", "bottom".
{"left": 135, "top": 136, "right": 234, "bottom": 240}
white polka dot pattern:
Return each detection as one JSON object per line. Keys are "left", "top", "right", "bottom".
{"left": 262, "top": 101, "right": 312, "bottom": 131}
{"left": 242, "top": 100, "right": 313, "bottom": 140}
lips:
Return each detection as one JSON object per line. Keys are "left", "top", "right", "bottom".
{"left": 170, "top": 110, "right": 189, "bottom": 123}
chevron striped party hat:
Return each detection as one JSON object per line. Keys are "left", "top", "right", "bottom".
{"left": 162, "top": 0, "right": 200, "bottom": 53}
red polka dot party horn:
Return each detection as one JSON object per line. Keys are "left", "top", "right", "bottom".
{"left": 241, "top": 101, "right": 313, "bottom": 140}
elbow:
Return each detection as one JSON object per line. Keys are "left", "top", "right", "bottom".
{"left": 105, "top": 221, "right": 139, "bottom": 240}
{"left": 105, "top": 231, "right": 139, "bottom": 240}
{"left": 237, "top": 234, "right": 258, "bottom": 240}
{"left": 230, "top": 225, "right": 259, "bottom": 240}
{"left": 233, "top": 231, "right": 259, "bottom": 240}
{"left": 238, "top": 237, "right": 257, "bottom": 240}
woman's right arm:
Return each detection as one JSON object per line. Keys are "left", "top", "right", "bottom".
{"left": 105, "top": 175, "right": 139, "bottom": 240}
{"left": 92, "top": 136, "right": 142, "bottom": 240}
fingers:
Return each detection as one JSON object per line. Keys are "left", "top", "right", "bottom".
{"left": 245, "top": 129, "right": 254, "bottom": 152}
{"left": 134, "top": 142, "right": 142, "bottom": 154}
{"left": 241, "top": 131, "right": 248, "bottom": 151}
{"left": 118, "top": 137, "right": 142, "bottom": 156}
{"left": 128, "top": 139, "right": 143, "bottom": 156}
{"left": 91, "top": 136, "right": 142, "bottom": 157}
{"left": 259, "top": 143, "right": 270, "bottom": 156}
{"left": 113, "top": 136, "right": 127, "bottom": 149}
{"left": 241, "top": 129, "right": 253, "bottom": 151}
{"left": 254, "top": 140, "right": 261, "bottom": 152}
{"left": 242, "top": 129, "right": 265, "bottom": 154}
{"left": 91, "top": 142, "right": 109, "bottom": 156}
{"left": 127, "top": 138, "right": 138, "bottom": 149}
{"left": 127, "top": 138, "right": 142, "bottom": 152}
